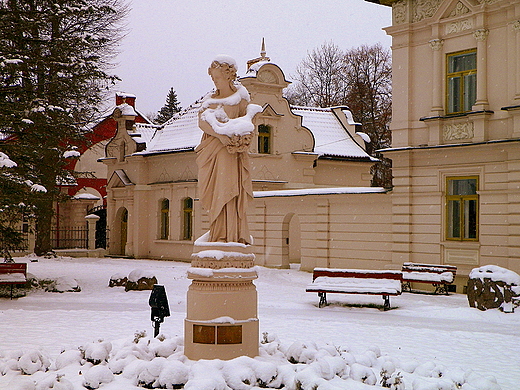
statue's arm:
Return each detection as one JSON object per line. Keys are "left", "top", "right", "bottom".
{"left": 198, "top": 111, "right": 231, "bottom": 146}
{"left": 239, "top": 98, "right": 248, "bottom": 117}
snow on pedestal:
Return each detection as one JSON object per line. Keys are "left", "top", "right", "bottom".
{"left": 184, "top": 233, "right": 259, "bottom": 360}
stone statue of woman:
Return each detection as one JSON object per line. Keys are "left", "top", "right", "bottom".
{"left": 195, "top": 55, "right": 262, "bottom": 244}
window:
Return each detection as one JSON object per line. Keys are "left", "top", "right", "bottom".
{"left": 258, "top": 124, "right": 271, "bottom": 154}
{"left": 159, "top": 199, "right": 169, "bottom": 240}
{"left": 446, "top": 177, "right": 478, "bottom": 240}
{"left": 447, "top": 50, "right": 477, "bottom": 114}
{"left": 182, "top": 197, "right": 193, "bottom": 240}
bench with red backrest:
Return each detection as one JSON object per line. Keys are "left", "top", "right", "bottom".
{"left": 0, "top": 263, "right": 28, "bottom": 299}
{"left": 401, "top": 262, "right": 457, "bottom": 295}
{"left": 306, "top": 268, "right": 403, "bottom": 311}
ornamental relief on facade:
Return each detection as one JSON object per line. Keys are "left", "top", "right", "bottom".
{"left": 257, "top": 70, "right": 277, "bottom": 84}
{"left": 392, "top": 0, "right": 407, "bottom": 25}
{"left": 443, "top": 122, "right": 474, "bottom": 141}
{"left": 476, "top": 0, "right": 501, "bottom": 4}
{"left": 448, "top": 2, "right": 470, "bottom": 18}
{"left": 445, "top": 19, "right": 473, "bottom": 35}
{"left": 413, "top": 0, "right": 441, "bottom": 23}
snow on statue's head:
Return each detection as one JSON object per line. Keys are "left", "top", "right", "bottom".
{"left": 208, "top": 55, "right": 238, "bottom": 96}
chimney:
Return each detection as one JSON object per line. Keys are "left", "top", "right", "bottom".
{"left": 116, "top": 92, "right": 137, "bottom": 107}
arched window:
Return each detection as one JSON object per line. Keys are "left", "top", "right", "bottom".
{"left": 258, "top": 124, "right": 271, "bottom": 154}
{"left": 160, "top": 199, "right": 169, "bottom": 240}
{"left": 182, "top": 197, "right": 193, "bottom": 240}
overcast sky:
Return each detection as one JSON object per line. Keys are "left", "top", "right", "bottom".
{"left": 113, "top": 0, "right": 392, "bottom": 116}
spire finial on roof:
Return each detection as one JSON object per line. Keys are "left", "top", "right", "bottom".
{"left": 247, "top": 38, "right": 271, "bottom": 70}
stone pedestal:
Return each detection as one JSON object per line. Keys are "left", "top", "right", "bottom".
{"left": 184, "top": 241, "right": 259, "bottom": 360}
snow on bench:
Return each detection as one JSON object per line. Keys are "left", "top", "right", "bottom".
{"left": 0, "top": 262, "right": 27, "bottom": 299}
{"left": 306, "top": 268, "right": 402, "bottom": 311}
{"left": 401, "top": 262, "right": 457, "bottom": 295}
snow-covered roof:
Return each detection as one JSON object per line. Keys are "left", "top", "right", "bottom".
{"left": 291, "top": 106, "right": 377, "bottom": 161}
{"left": 253, "top": 187, "right": 387, "bottom": 198}
{"left": 136, "top": 103, "right": 203, "bottom": 155}
{"left": 131, "top": 100, "right": 374, "bottom": 161}
{"left": 243, "top": 60, "right": 272, "bottom": 78}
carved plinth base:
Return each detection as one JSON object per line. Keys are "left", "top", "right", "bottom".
{"left": 184, "top": 243, "right": 259, "bottom": 360}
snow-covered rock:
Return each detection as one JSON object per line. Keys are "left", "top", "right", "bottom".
{"left": 125, "top": 269, "right": 157, "bottom": 291}
{"left": 45, "top": 277, "right": 80, "bottom": 293}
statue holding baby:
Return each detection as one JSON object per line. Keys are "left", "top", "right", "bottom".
{"left": 195, "top": 55, "right": 262, "bottom": 245}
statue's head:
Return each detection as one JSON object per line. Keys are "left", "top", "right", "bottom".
{"left": 208, "top": 55, "right": 238, "bottom": 95}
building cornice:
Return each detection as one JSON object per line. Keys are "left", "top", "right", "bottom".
{"left": 379, "top": 138, "right": 520, "bottom": 153}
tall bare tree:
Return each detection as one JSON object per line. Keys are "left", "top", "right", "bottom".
{"left": 286, "top": 42, "right": 392, "bottom": 188}
{"left": 344, "top": 43, "right": 392, "bottom": 188}
{"left": 286, "top": 42, "right": 348, "bottom": 108}
{"left": 0, "top": 0, "right": 129, "bottom": 255}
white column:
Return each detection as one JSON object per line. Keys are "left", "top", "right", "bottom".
{"left": 85, "top": 214, "right": 100, "bottom": 250}
{"left": 473, "top": 29, "right": 489, "bottom": 110}
{"left": 429, "top": 39, "right": 444, "bottom": 115}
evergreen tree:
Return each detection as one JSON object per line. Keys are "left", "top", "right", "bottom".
{"left": 0, "top": 152, "right": 37, "bottom": 261}
{"left": 0, "top": 0, "right": 128, "bottom": 255}
{"left": 156, "top": 87, "right": 182, "bottom": 124}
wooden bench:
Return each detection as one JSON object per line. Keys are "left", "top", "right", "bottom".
{"left": 0, "top": 263, "right": 28, "bottom": 299}
{"left": 401, "top": 262, "right": 457, "bottom": 295}
{"left": 306, "top": 268, "right": 403, "bottom": 311}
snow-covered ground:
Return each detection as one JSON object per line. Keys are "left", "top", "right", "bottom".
{"left": 0, "top": 256, "right": 519, "bottom": 390}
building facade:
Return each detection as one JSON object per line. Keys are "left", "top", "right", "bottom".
{"left": 369, "top": 0, "right": 520, "bottom": 287}
{"left": 102, "top": 58, "right": 393, "bottom": 271}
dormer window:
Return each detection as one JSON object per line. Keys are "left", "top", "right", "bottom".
{"left": 258, "top": 124, "right": 271, "bottom": 154}
{"left": 446, "top": 50, "right": 476, "bottom": 114}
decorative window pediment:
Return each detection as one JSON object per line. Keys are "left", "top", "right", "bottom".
{"left": 107, "top": 169, "right": 134, "bottom": 188}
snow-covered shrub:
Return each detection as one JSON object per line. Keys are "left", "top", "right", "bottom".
{"left": 149, "top": 335, "right": 181, "bottom": 357}
{"left": 413, "top": 361, "right": 444, "bottom": 378}
{"left": 350, "top": 362, "right": 377, "bottom": 385}
{"left": 294, "top": 367, "right": 334, "bottom": 390}
{"left": 3, "top": 376, "right": 36, "bottom": 390}
{"left": 81, "top": 340, "right": 112, "bottom": 365}
{"left": 18, "top": 350, "right": 51, "bottom": 375}
{"left": 184, "top": 361, "right": 228, "bottom": 390}
{"left": 412, "top": 376, "right": 453, "bottom": 390}
{"left": 82, "top": 364, "right": 114, "bottom": 389}
{"left": 355, "top": 350, "right": 379, "bottom": 367}
{"left": 285, "top": 340, "right": 318, "bottom": 364}
{"left": 54, "top": 350, "right": 82, "bottom": 370}
{"left": 35, "top": 374, "right": 74, "bottom": 390}
{"left": 136, "top": 357, "right": 167, "bottom": 388}
{"left": 156, "top": 359, "right": 190, "bottom": 389}
{"left": 250, "top": 359, "right": 278, "bottom": 387}
{"left": 464, "top": 371, "right": 502, "bottom": 390}
{"left": 222, "top": 357, "right": 257, "bottom": 390}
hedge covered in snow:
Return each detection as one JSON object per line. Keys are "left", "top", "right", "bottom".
{"left": 0, "top": 332, "right": 501, "bottom": 390}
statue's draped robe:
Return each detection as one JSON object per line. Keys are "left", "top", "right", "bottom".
{"left": 196, "top": 100, "right": 253, "bottom": 244}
